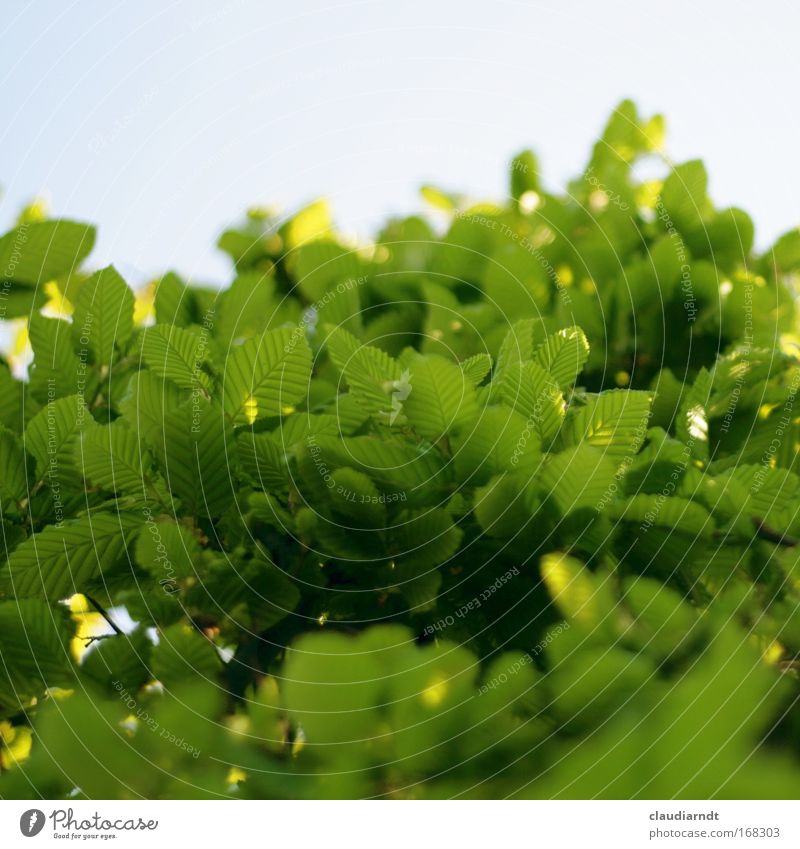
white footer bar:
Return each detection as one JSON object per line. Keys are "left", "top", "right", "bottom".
{"left": 1, "top": 800, "right": 796, "bottom": 847}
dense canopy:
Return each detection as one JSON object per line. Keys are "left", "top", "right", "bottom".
{"left": 1, "top": 101, "right": 800, "bottom": 799}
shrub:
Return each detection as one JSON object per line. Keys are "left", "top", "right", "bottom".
{"left": 1, "top": 100, "right": 799, "bottom": 799}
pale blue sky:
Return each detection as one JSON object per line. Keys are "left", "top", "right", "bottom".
{"left": 2, "top": 0, "right": 799, "bottom": 287}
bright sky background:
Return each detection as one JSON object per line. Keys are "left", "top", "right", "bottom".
{"left": 2, "top": 0, "right": 799, "bottom": 287}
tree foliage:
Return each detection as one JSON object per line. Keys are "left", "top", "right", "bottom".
{"left": 1, "top": 101, "right": 800, "bottom": 799}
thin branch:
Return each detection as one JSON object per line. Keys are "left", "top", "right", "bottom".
{"left": 752, "top": 517, "right": 799, "bottom": 548}
{"left": 83, "top": 594, "right": 123, "bottom": 636}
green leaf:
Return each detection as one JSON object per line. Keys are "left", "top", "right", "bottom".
{"left": 534, "top": 326, "right": 590, "bottom": 389}
{"left": 499, "top": 359, "right": 565, "bottom": 442}
{"left": 28, "top": 314, "right": 82, "bottom": 402}
{"left": 325, "top": 466, "right": 386, "bottom": 523}
{"left": 214, "top": 271, "right": 292, "bottom": 345}
{"left": 280, "top": 198, "right": 333, "bottom": 250}
{"left": 23, "top": 395, "right": 96, "bottom": 476}
{"left": 281, "top": 631, "right": 383, "bottom": 746}
{"left": 151, "top": 624, "right": 221, "bottom": 684}
{"left": 538, "top": 445, "right": 618, "bottom": 516}
{"left": 482, "top": 239, "right": 551, "bottom": 318}
{"left": 156, "top": 398, "right": 234, "bottom": 517}
{"left": 402, "top": 353, "right": 478, "bottom": 441}
{"left": 135, "top": 520, "right": 199, "bottom": 584}
{"left": 73, "top": 423, "right": 153, "bottom": 495}
{"left": 460, "top": 353, "right": 492, "bottom": 386}
{"left": 420, "top": 184, "right": 457, "bottom": 212}
{"left": 0, "top": 600, "right": 74, "bottom": 710}
{"left": 190, "top": 555, "right": 300, "bottom": 632}
{"left": 540, "top": 551, "right": 614, "bottom": 631}
{"left": 81, "top": 627, "right": 153, "bottom": 692}
{"left": 140, "top": 324, "right": 211, "bottom": 391}
{"left": 608, "top": 494, "right": 714, "bottom": 583}
{"left": 72, "top": 266, "right": 135, "bottom": 365}
{"left": 293, "top": 238, "right": 362, "bottom": 302}
{"left": 118, "top": 369, "right": 185, "bottom": 447}
{"left": 0, "top": 362, "right": 25, "bottom": 433}
{"left": 0, "top": 280, "right": 46, "bottom": 319}
{"left": 223, "top": 326, "right": 311, "bottom": 424}
{"left": 717, "top": 464, "right": 800, "bottom": 528}
{"left": 661, "top": 160, "right": 710, "bottom": 233}
{"left": 391, "top": 508, "right": 463, "bottom": 605}
{"left": 704, "top": 207, "right": 754, "bottom": 263}
{"left": 270, "top": 412, "right": 340, "bottom": 448}
{"left": 510, "top": 149, "right": 541, "bottom": 200}
{"left": 676, "top": 367, "right": 711, "bottom": 462}
{"left": 324, "top": 325, "right": 400, "bottom": 418}
{"left": 453, "top": 406, "right": 541, "bottom": 484}
{"left": 473, "top": 472, "right": 532, "bottom": 537}
{"left": 590, "top": 99, "right": 663, "bottom": 166}
{"left": 154, "top": 271, "right": 195, "bottom": 327}
{"left": 620, "top": 577, "right": 699, "bottom": 661}
{"left": 328, "top": 393, "right": 371, "bottom": 434}
{"left": 3, "top": 512, "right": 141, "bottom": 599}
{"left": 236, "top": 431, "right": 289, "bottom": 491}
{"left": 767, "top": 227, "right": 800, "bottom": 272}
{"left": 560, "top": 389, "right": 651, "bottom": 465}
{"left": 0, "top": 426, "right": 29, "bottom": 506}
{"left": 495, "top": 318, "right": 544, "bottom": 378}
{"left": 0, "top": 220, "right": 95, "bottom": 284}
{"left": 306, "top": 435, "right": 446, "bottom": 500}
